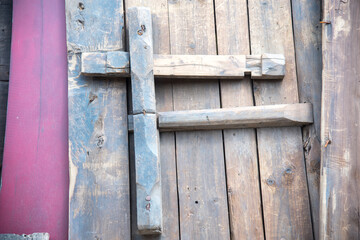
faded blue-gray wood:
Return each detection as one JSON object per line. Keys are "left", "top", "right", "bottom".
{"left": 127, "top": 103, "right": 314, "bottom": 132}
{"left": 128, "top": 7, "right": 156, "bottom": 114}
{"left": 291, "top": 0, "right": 322, "bottom": 239}
{"left": 128, "top": 7, "right": 162, "bottom": 235}
{"left": 320, "top": 1, "right": 360, "bottom": 239}
{"left": 80, "top": 52, "right": 286, "bottom": 80}
{"left": 0, "top": 233, "right": 49, "bottom": 240}
{"left": 133, "top": 114, "right": 162, "bottom": 234}
{"left": 65, "top": 0, "right": 130, "bottom": 239}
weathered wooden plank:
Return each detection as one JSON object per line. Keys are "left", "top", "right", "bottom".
{"left": 157, "top": 103, "right": 313, "bottom": 131}
{"left": 291, "top": 0, "right": 322, "bottom": 239}
{"left": 132, "top": 113, "right": 162, "bottom": 234}
{"left": 0, "top": 1, "right": 12, "bottom": 80}
{"left": 128, "top": 7, "right": 162, "bottom": 235}
{"left": 214, "top": 0, "right": 265, "bottom": 238}
{"left": 65, "top": 0, "right": 130, "bottom": 239}
{"left": 128, "top": 7, "right": 156, "bottom": 115}
{"left": 0, "top": 81, "right": 8, "bottom": 181}
{"left": 0, "top": 233, "right": 50, "bottom": 240}
{"left": 128, "top": 103, "right": 313, "bottom": 132}
{"left": 248, "top": 0, "right": 314, "bottom": 239}
{"left": 320, "top": 1, "right": 360, "bottom": 239}
{"left": 168, "top": 0, "right": 230, "bottom": 239}
{"left": 124, "top": 0, "right": 179, "bottom": 239}
{"left": 81, "top": 52, "right": 285, "bottom": 79}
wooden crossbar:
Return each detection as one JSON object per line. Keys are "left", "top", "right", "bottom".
{"left": 128, "top": 103, "right": 313, "bottom": 132}
{"left": 81, "top": 51, "right": 285, "bottom": 79}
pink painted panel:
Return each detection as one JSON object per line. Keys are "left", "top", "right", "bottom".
{"left": 0, "top": 0, "right": 69, "bottom": 239}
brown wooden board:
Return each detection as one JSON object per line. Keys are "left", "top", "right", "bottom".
{"left": 214, "top": 0, "right": 265, "bottom": 238}
{"left": 168, "top": 1, "right": 230, "bottom": 239}
{"left": 320, "top": 1, "right": 360, "bottom": 239}
{"left": 248, "top": 0, "right": 314, "bottom": 239}
{"left": 65, "top": 0, "right": 130, "bottom": 239}
{"left": 124, "top": 1, "right": 180, "bottom": 239}
{"left": 291, "top": 0, "right": 322, "bottom": 238}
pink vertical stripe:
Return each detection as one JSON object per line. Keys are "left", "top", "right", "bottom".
{"left": 0, "top": 0, "right": 69, "bottom": 239}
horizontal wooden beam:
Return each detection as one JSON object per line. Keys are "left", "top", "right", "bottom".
{"left": 81, "top": 52, "right": 285, "bottom": 79}
{"left": 128, "top": 103, "right": 313, "bottom": 132}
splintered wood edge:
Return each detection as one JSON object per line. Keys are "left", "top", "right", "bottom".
{"left": 127, "top": 103, "right": 313, "bottom": 132}
{"left": 81, "top": 52, "right": 285, "bottom": 79}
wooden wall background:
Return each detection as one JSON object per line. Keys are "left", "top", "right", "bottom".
{"left": 0, "top": 0, "right": 11, "bottom": 183}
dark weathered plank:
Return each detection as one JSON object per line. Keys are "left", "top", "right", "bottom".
{"left": 0, "top": 233, "right": 49, "bottom": 240}
{"left": 214, "top": 0, "right": 265, "bottom": 238}
{"left": 81, "top": 52, "right": 285, "bottom": 79}
{"left": 168, "top": 0, "right": 230, "bottom": 239}
{"left": 124, "top": 1, "right": 179, "bottom": 239}
{"left": 0, "top": 1, "right": 12, "bottom": 81}
{"left": 128, "top": 7, "right": 161, "bottom": 234}
{"left": 0, "top": 81, "right": 8, "bottom": 181}
{"left": 65, "top": 0, "right": 130, "bottom": 239}
{"left": 320, "top": 1, "right": 360, "bottom": 239}
{"left": 291, "top": 0, "right": 322, "bottom": 238}
{"left": 248, "top": 0, "right": 314, "bottom": 239}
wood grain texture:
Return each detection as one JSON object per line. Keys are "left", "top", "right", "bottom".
{"left": 157, "top": 103, "right": 313, "bottom": 131}
{"left": 0, "top": 0, "right": 12, "bottom": 80}
{"left": 66, "top": 0, "right": 130, "bottom": 239}
{"left": 81, "top": 52, "right": 285, "bottom": 79}
{"left": 0, "top": 233, "right": 50, "bottom": 240}
{"left": 320, "top": 1, "right": 360, "bottom": 239}
{"left": 248, "top": 0, "right": 314, "bottom": 239}
{"left": 214, "top": 0, "right": 265, "bottom": 237}
{"left": 168, "top": 0, "right": 230, "bottom": 239}
{"left": 291, "top": 0, "right": 322, "bottom": 238}
{"left": 128, "top": 7, "right": 162, "bottom": 234}
{"left": 124, "top": 1, "right": 179, "bottom": 239}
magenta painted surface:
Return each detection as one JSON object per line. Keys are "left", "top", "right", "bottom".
{"left": 0, "top": 0, "right": 69, "bottom": 239}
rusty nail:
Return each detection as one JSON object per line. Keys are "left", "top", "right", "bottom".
{"left": 267, "top": 179, "right": 275, "bottom": 185}
{"left": 325, "top": 139, "right": 331, "bottom": 148}
{"left": 320, "top": 20, "right": 331, "bottom": 24}
{"left": 145, "top": 196, "right": 151, "bottom": 201}
{"left": 146, "top": 203, "right": 150, "bottom": 210}
{"left": 137, "top": 30, "right": 143, "bottom": 36}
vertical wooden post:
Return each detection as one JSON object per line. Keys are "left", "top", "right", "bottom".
{"left": 127, "top": 7, "right": 162, "bottom": 235}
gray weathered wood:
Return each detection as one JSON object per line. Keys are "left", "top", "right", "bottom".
{"left": 81, "top": 52, "right": 285, "bottom": 80}
{"left": 168, "top": 0, "right": 230, "bottom": 239}
{"left": 292, "top": 0, "right": 322, "bottom": 238}
{"left": 128, "top": 7, "right": 156, "bottom": 114}
{"left": 320, "top": 1, "right": 360, "bottom": 239}
{"left": 0, "top": 0, "right": 12, "bottom": 81}
{"left": 127, "top": 7, "right": 162, "bottom": 235}
{"left": 66, "top": 0, "right": 130, "bottom": 239}
{"left": 248, "top": 0, "right": 314, "bottom": 239}
{"left": 0, "top": 233, "right": 49, "bottom": 240}
{"left": 128, "top": 103, "right": 313, "bottom": 132}
{"left": 133, "top": 114, "right": 162, "bottom": 234}
{"left": 214, "top": 0, "right": 265, "bottom": 238}
{"left": 124, "top": 1, "right": 180, "bottom": 239}
{"left": 0, "top": 81, "right": 8, "bottom": 182}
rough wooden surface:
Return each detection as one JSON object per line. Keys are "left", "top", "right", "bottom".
{"left": 0, "top": 233, "right": 49, "bottom": 240}
{"left": 291, "top": 0, "right": 322, "bottom": 238}
{"left": 81, "top": 52, "right": 285, "bottom": 79}
{"left": 0, "top": 0, "right": 12, "bottom": 81}
{"left": 157, "top": 103, "right": 313, "bottom": 131}
{"left": 248, "top": 0, "right": 314, "bottom": 239}
{"left": 65, "top": 0, "right": 130, "bottom": 239}
{"left": 168, "top": 0, "right": 230, "bottom": 239}
{"left": 128, "top": 7, "right": 162, "bottom": 235}
{"left": 0, "top": 81, "right": 8, "bottom": 182}
{"left": 320, "top": 1, "right": 360, "bottom": 239}
{"left": 214, "top": 0, "right": 265, "bottom": 238}
{"left": 124, "top": 1, "right": 179, "bottom": 239}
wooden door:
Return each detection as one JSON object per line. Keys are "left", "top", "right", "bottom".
{"left": 65, "top": 1, "right": 321, "bottom": 239}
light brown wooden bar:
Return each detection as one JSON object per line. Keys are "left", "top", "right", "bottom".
{"left": 81, "top": 52, "right": 285, "bottom": 79}
{"left": 128, "top": 103, "right": 313, "bottom": 132}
